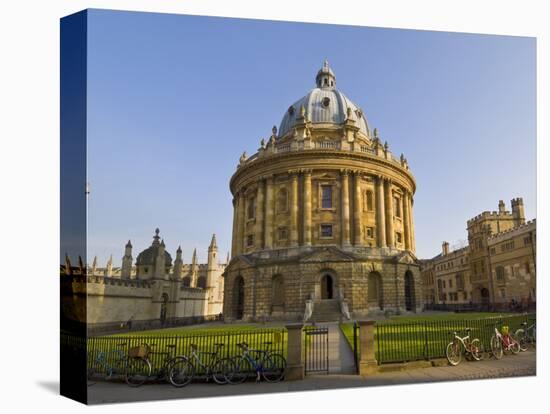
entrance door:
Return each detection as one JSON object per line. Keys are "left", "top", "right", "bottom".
{"left": 404, "top": 271, "right": 415, "bottom": 311}
{"left": 235, "top": 277, "right": 245, "bottom": 319}
{"left": 321, "top": 274, "right": 333, "bottom": 299}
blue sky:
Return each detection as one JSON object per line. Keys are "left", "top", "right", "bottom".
{"left": 86, "top": 9, "right": 536, "bottom": 265}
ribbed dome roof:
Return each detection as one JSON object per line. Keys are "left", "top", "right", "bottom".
{"left": 278, "top": 61, "right": 371, "bottom": 138}
{"left": 135, "top": 228, "right": 173, "bottom": 267}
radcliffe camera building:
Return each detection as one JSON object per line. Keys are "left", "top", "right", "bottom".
{"left": 421, "top": 198, "right": 536, "bottom": 310}
{"left": 223, "top": 62, "right": 421, "bottom": 322}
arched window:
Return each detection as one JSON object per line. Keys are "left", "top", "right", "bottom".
{"left": 277, "top": 188, "right": 288, "bottom": 213}
{"left": 247, "top": 196, "right": 256, "bottom": 219}
{"left": 197, "top": 276, "right": 207, "bottom": 289}
{"left": 182, "top": 276, "right": 191, "bottom": 287}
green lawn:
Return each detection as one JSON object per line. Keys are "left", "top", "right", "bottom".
{"left": 340, "top": 312, "right": 535, "bottom": 364}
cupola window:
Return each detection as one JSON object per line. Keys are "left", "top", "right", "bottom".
{"left": 322, "top": 97, "right": 330, "bottom": 108}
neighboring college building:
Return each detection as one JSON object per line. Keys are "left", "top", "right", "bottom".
{"left": 421, "top": 198, "right": 536, "bottom": 310}
{"left": 61, "top": 229, "right": 226, "bottom": 334}
{"left": 223, "top": 62, "right": 422, "bottom": 322}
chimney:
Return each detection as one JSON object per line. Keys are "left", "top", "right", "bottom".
{"left": 498, "top": 200, "right": 505, "bottom": 213}
{"left": 442, "top": 241, "right": 449, "bottom": 256}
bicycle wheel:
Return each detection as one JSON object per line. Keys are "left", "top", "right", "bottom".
{"left": 168, "top": 357, "right": 194, "bottom": 387}
{"left": 446, "top": 342, "right": 462, "bottom": 366}
{"left": 469, "top": 339, "right": 483, "bottom": 361}
{"left": 261, "top": 353, "right": 286, "bottom": 383}
{"left": 125, "top": 357, "right": 151, "bottom": 387}
{"left": 229, "top": 357, "right": 254, "bottom": 384}
{"left": 510, "top": 337, "right": 521, "bottom": 355}
{"left": 490, "top": 335, "right": 503, "bottom": 359}
{"left": 211, "top": 357, "right": 235, "bottom": 385}
{"left": 514, "top": 329, "right": 528, "bottom": 351}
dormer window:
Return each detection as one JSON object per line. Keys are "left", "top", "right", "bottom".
{"left": 322, "top": 97, "right": 330, "bottom": 108}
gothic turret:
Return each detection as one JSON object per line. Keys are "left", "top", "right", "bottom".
{"left": 104, "top": 254, "right": 113, "bottom": 277}
{"left": 173, "top": 245, "right": 183, "bottom": 279}
{"left": 121, "top": 240, "right": 133, "bottom": 279}
{"left": 191, "top": 248, "right": 198, "bottom": 287}
{"left": 206, "top": 234, "right": 218, "bottom": 289}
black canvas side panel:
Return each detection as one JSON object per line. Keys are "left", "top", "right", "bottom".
{"left": 60, "top": 9, "right": 88, "bottom": 405}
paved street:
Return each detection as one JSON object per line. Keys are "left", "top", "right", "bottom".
{"left": 87, "top": 350, "right": 535, "bottom": 404}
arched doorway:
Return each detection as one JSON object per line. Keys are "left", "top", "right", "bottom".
{"left": 321, "top": 274, "right": 334, "bottom": 299}
{"left": 160, "top": 293, "right": 169, "bottom": 325}
{"left": 271, "top": 274, "right": 284, "bottom": 313}
{"left": 404, "top": 271, "right": 415, "bottom": 311}
{"left": 235, "top": 276, "right": 245, "bottom": 319}
{"left": 368, "top": 272, "right": 383, "bottom": 309}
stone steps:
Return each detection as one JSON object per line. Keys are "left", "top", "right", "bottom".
{"left": 311, "top": 299, "right": 342, "bottom": 322}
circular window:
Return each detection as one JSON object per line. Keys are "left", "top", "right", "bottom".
{"left": 322, "top": 97, "right": 330, "bottom": 108}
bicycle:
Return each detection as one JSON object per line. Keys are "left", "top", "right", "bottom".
{"left": 87, "top": 341, "right": 128, "bottom": 381}
{"left": 514, "top": 320, "right": 536, "bottom": 352}
{"left": 229, "top": 341, "right": 286, "bottom": 384}
{"left": 446, "top": 329, "right": 483, "bottom": 366}
{"left": 168, "top": 343, "right": 235, "bottom": 387}
{"left": 87, "top": 342, "right": 152, "bottom": 387}
{"left": 143, "top": 343, "right": 190, "bottom": 386}
{"left": 490, "top": 324, "right": 520, "bottom": 359}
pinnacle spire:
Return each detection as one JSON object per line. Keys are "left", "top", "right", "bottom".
{"left": 209, "top": 233, "right": 217, "bottom": 250}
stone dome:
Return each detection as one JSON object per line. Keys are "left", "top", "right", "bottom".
{"left": 135, "top": 229, "right": 173, "bottom": 267}
{"left": 278, "top": 61, "right": 371, "bottom": 138}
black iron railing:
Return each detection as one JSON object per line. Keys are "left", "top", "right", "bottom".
{"left": 86, "top": 328, "right": 287, "bottom": 376}
{"left": 376, "top": 313, "right": 536, "bottom": 364}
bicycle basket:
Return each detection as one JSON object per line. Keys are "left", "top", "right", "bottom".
{"left": 128, "top": 344, "right": 150, "bottom": 358}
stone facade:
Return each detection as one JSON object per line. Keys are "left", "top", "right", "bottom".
{"left": 62, "top": 229, "right": 226, "bottom": 332}
{"left": 223, "top": 62, "right": 422, "bottom": 322}
{"left": 421, "top": 199, "right": 536, "bottom": 309}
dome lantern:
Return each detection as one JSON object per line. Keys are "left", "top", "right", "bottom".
{"left": 315, "top": 60, "right": 336, "bottom": 89}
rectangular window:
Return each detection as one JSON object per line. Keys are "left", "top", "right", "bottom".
{"left": 278, "top": 227, "right": 288, "bottom": 241}
{"left": 524, "top": 236, "right": 532, "bottom": 245}
{"left": 320, "top": 224, "right": 333, "bottom": 238}
{"left": 246, "top": 234, "right": 254, "bottom": 247}
{"left": 365, "top": 226, "right": 374, "bottom": 239}
{"left": 490, "top": 247, "right": 496, "bottom": 255}
{"left": 449, "top": 279, "right": 453, "bottom": 288}
{"left": 395, "top": 232, "right": 402, "bottom": 243}
{"left": 321, "top": 185, "right": 333, "bottom": 209}
{"left": 524, "top": 262, "right": 530, "bottom": 274}
{"left": 393, "top": 196, "right": 401, "bottom": 218}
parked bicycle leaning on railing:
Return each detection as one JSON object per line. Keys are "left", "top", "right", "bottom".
{"left": 168, "top": 343, "right": 235, "bottom": 387}
{"left": 445, "top": 328, "right": 483, "bottom": 366}
{"left": 229, "top": 341, "right": 286, "bottom": 384}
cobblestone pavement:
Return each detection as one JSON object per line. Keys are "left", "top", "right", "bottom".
{"left": 87, "top": 350, "right": 535, "bottom": 404}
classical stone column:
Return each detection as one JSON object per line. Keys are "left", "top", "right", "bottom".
{"left": 264, "top": 176, "right": 274, "bottom": 249}
{"left": 385, "top": 179, "right": 394, "bottom": 248}
{"left": 353, "top": 171, "right": 362, "bottom": 245}
{"left": 303, "top": 170, "right": 312, "bottom": 246}
{"left": 255, "top": 179, "right": 265, "bottom": 249}
{"left": 290, "top": 171, "right": 299, "bottom": 247}
{"left": 341, "top": 169, "right": 351, "bottom": 247}
{"left": 236, "top": 191, "right": 246, "bottom": 255}
{"left": 409, "top": 194, "right": 416, "bottom": 252}
{"left": 231, "top": 196, "right": 238, "bottom": 258}
{"left": 403, "top": 190, "right": 411, "bottom": 251}
{"left": 376, "top": 176, "right": 387, "bottom": 247}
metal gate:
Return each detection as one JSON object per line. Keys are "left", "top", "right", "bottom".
{"left": 304, "top": 326, "right": 329, "bottom": 375}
